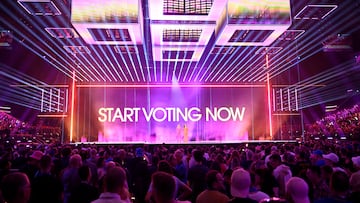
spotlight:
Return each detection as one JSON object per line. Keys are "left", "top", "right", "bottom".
{"left": 322, "top": 34, "right": 353, "bottom": 52}
{"left": 0, "top": 30, "right": 13, "bottom": 49}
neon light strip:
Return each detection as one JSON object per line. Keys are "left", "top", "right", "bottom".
{"left": 65, "top": 89, "right": 68, "bottom": 113}
{"left": 273, "top": 113, "right": 301, "bottom": 116}
{"left": 73, "top": 140, "right": 297, "bottom": 145}
{"left": 280, "top": 89, "right": 283, "bottom": 111}
{"left": 266, "top": 55, "right": 273, "bottom": 139}
{"left": 0, "top": 110, "right": 11, "bottom": 114}
{"left": 272, "top": 88, "right": 276, "bottom": 112}
{"left": 76, "top": 84, "right": 266, "bottom": 88}
{"left": 41, "top": 89, "right": 44, "bottom": 112}
{"left": 287, "top": 89, "right": 291, "bottom": 111}
{"left": 295, "top": 89, "right": 298, "bottom": 111}
{"left": 57, "top": 89, "right": 61, "bottom": 112}
{"left": 70, "top": 70, "right": 76, "bottom": 142}
{"left": 272, "top": 84, "right": 325, "bottom": 87}
{"left": 9, "top": 84, "right": 69, "bottom": 88}
{"left": 37, "top": 114, "right": 68, "bottom": 118}
{"left": 49, "top": 89, "right": 52, "bottom": 112}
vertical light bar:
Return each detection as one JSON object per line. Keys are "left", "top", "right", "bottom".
{"left": 266, "top": 54, "right": 273, "bottom": 139}
{"left": 272, "top": 88, "right": 276, "bottom": 111}
{"left": 295, "top": 88, "right": 298, "bottom": 111}
{"left": 49, "top": 88, "right": 52, "bottom": 112}
{"left": 41, "top": 89, "right": 44, "bottom": 112}
{"left": 65, "top": 88, "right": 69, "bottom": 113}
{"left": 70, "top": 70, "right": 76, "bottom": 142}
{"left": 287, "top": 89, "right": 291, "bottom": 111}
{"left": 280, "top": 88, "right": 283, "bottom": 111}
{"left": 57, "top": 89, "right": 61, "bottom": 112}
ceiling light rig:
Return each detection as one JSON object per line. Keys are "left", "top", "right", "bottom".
{"left": 194, "top": 0, "right": 292, "bottom": 83}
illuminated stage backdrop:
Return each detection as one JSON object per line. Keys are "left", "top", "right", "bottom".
{"left": 74, "top": 86, "right": 268, "bottom": 143}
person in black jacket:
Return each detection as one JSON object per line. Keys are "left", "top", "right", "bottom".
{"left": 69, "top": 165, "right": 99, "bottom": 203}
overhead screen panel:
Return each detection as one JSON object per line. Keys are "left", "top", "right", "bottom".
{"left": 71, "top": 0, "right": 143, "bottom": 45}
{"left": 215, "top": 0, "right": 291, "bottom": 46}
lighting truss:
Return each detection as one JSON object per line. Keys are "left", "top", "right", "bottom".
{"left": 45, "top": 28, "right": 79, "bottom": 38}
{"left": 17, "top": 0, "right": 61, "bottom": 16}
{"left": 63, "top": 46, "right": 91, "bottom": 54}
{"left": 71, "top": 0, "right": 143, "bottom": 45}
{"left": 294, "top": 4, "right": 337, "bottom": 20}
{"left": 278, "top": 30, "right": 305, "bottom": 41}
{"left": 256, "top": 47, "right": 283, "bottom": 55}
{"left": 215, "top": 0, "right": 291, "bottom": 46}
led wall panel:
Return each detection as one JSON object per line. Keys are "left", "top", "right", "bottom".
{"left": 149, "top": 0, "right": 227, "bottom": 61}
{"left": 215, "top": 0, "right": 291, "bottom": 46}
{"left": 71, "top": 0, "right": 143, "bottom": 45}
{"left": 149, "top": 0, "right": 227, "bottom": 21}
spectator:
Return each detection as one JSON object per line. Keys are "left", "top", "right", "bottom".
{"left": 315, "top": 171, "right": 351, "bottom": 203}
{"left": 286, "top": 177, "right": 310, "bottom": 203}
{"left": 145, "top": 160, "right": 192, "bottom": 202}
{"left": 306, "top": 165, "right": 330, "bottom": 201}
{"left": 323, "top": 153, "right": 346, "bottom": 173}
{"left": 69, "top": 165, "right": 99, "bottom": 203}
{"left": 62, "top": 154, "right": 83, "bottom": 203}
{"left": 30, "top": 155, "right": 63, "bottom": 203}
{"left": 0, "top": 172, "right": 31, "bottom": 203}
{"left": 248, "top": 171, "right": 270, "bottom": 202}
{"left": 188, "top": 150, "right": 209, "bottom": 203}
{"left": 92, "top": 166, "right": 130, "bottom": 203}
{"left": 196, "top": 170, "right": 229, "bottom": 203}
{"left": 229, "top": 168, "right": 257, "bottom": 203}
{"left": 269, "top": 154, "right": 292, "bottom": 198}
{"left": 151, "top": 171, "right": 190, "bottom": 203}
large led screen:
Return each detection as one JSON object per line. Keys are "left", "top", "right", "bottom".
{"left": 74, "top": 86, "right": 269, "bottom": 143}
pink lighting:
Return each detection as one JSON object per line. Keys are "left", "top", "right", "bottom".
{"left": 71, "top": 0, "right": 143, "bottom": 45}
{"left": 149, "top": 0, "right": 227, "bottom": 61}
{"left": 215, "top": 0, "right": 291, "bottom": 46}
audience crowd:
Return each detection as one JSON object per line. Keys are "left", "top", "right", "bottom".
{"left": 0, "top": 104, "right": 359, "bottom": 203}
{"left": 305, "top": 104, "right": 360, "bottom": 139}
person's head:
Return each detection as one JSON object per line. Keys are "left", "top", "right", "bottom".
{"left": 323, "top": 153, "right": 339, "bottom": 166}
{"left": 306, "top": 165, "right": 322, "bottom": 183}
{"left": 90, "top": 148, "right": 97, "bottom": 158}
{"left": 173, "top": 149, "right": 184, "bottom": 163}
{"left": 193, "top": 150, "right": 203, "bottom": 163}
{"left": 330, "top": 171, "right": 349, "bottom": 195}
{"left": 352, "top": 156, "right": 360, "bottom": 170}
{"left": 269, "top": 154, "right": 282, "bottom": 168}
{"left": 69, "top": 154, "right": 82, "bottom": 168}
{"left": 152, "top": 171, "right": 176, "bottom": 203}
{"left": 231, "top": 168, "right": 251, "bottom": 198}
{"left": 158, "top": 160, "right": 173, "bottom": 174}
{"left": 311, "top": 150, "right": 323, "bottom": 162}
{"left": 104, "top": 166, "right": 127, "bottom": 193}
{"left": 29, "top": 150, "right": 43, "bottom": 159}
{"left": 206, "top": 170, "right": 225, "bottom": 191}
{"left": 0, "top": 172, "right": 31, "bottom": 203}
{"left": 39, "top": 154, "right": 52, "bottom": 173}
{"left": 78, "top": 165, "right": 91, "bottom": 182}
{"left": 286, "top": 177, "right": 310, "bottom": 203}
{"left": 350, "top": 172, "right": 360, "bottom": 192}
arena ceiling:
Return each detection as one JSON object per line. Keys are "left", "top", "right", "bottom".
{"left": 0, "top": 0, "right": 360, "bottom": 116}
